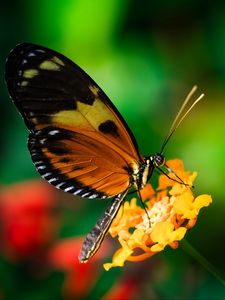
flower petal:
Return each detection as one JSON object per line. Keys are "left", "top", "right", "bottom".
{"left": 103, "top": 240, "right": 133, "bottom": 270}
{"left": 150, "top": 221, "right": 187, "bottom": 252}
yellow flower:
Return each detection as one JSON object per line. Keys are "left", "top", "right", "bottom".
{"left": 103, "top": 159, "right": 212, "bottom": 271}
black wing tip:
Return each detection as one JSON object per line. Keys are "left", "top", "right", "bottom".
{"left": 6, "top": 42, "right": 35, "bottom": 65}
{"left": 5, "top": 42, "right": 67, "bottom": 83}
{"left": 5, "top": 42, "right": 54, "bottom": 72}
{"left": 7, "top": 42, "right": 46, "bottom": 57}
{"left": 5, "top": 43, "right": 32, "bottom": 81}
{"left": 5, "top": 42, "right": 51, "bottom": 104}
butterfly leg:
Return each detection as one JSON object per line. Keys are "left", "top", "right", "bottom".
{"left": 79, "top": 189, "right": 129, "bottom": 263}
{"left": 156, "top": 165, "right": 192, "bottom": 187}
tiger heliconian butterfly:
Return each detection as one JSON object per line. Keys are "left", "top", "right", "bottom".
{"left": 5, "top": 43, "right": 203, "bottom": 262}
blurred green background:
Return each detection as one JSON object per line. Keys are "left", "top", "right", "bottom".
{"left": 1, "top": 0, "right": 225, "bottom": 299}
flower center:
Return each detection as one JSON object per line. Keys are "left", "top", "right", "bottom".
{"left": 137, "top": 196, "right": 175, "bottom": 231}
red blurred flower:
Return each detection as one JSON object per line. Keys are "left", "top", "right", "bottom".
{"left": 0, "top": 180, "right": 59, "bottom": 261}
{"left": 102, "top": 276, "right": 138, "bottom": 300}
{"left": 48, "top": 237, "right": 110, "bottom": 299}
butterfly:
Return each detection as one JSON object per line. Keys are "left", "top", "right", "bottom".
{"left": 5, "top": 43, "right": 203, "bottom": 262}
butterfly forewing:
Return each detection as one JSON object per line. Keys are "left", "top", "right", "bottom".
{"left": 5, "top": 43, "right": 143, "bottom": 198}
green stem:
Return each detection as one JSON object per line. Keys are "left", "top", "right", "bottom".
{"left": 180, "top": 239, "right": 225, "bottom": 287}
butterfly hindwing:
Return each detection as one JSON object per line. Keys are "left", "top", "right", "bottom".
{"left": 28, "top": 127, "right": 132, "bottom": 198}
{"left": 5, "top": 43, "right": 143, "bottom": 198}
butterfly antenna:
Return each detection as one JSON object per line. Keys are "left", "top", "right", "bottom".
{"left": 160, "top": 85, "right": 204, "bottom": 153}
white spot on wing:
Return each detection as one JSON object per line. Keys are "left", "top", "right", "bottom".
{"left": 42, "top": 172, "right": 52, "bottom": 178}
{"left": 88, "top": 194, "right": 98, "bottom": 199}
{"left": 56, "top": 182, "right": 66, "bottom": 188}
{"left": 81, "top": 192, "right": 90, "bottom": 197}
{"left": 48, "top": 130, "right": 59, "bottom": 136}
{"left": 28, "top": 52, "right": 36, "bottom": 57}
{"left": 48, "top": 178, "right": 57, "bottom": 183}
{"left": 36, "top": 49, "right": 45, "bottom": 53}
{"left": 73, "top": 189, "right": 82, "bottom": 195}
{"left": 40, "top": 139, "right": 46, "bottom": 144}
{"left": 34, "top": 161, "right": 44, "bottom": 165}
{"left": 64, "top": 186, "right": 74, "bottom": 192}
{"left": 37, "top": 165, "right": 46, "bottom": 170}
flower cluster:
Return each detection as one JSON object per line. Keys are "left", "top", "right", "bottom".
{"left": 104, "top": 159, "right": 212, "bottom": 270}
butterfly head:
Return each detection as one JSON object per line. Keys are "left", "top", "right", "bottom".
{"left": 136, "top": 153, "right": 165, "bottom": 189}
{"left": 152, "top": 153, "right": 165, "bottom": 168}
{"left": 137, "top": 153, "right": 165, "bottom": 189}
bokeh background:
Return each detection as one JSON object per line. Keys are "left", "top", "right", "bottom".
{"left": 1, "top": 0, "right": 225, "bottom": 299}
